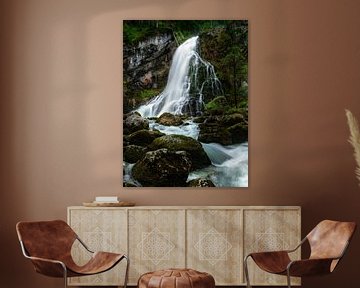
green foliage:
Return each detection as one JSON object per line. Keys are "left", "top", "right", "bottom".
{"left": 205, "top": 96, "right": 229, "bottom": 114}
{"left": 123, "top": 23, "right": 148, "bottom": 44}
{"left": 200, "top": 21, "right": 248, "bottom": 107}
{"left": 123, "top": 21, "right": 172, "bottom": 45}
{"left": 123, "top": 20, "right": 236, "bottom": 46}
{"left": 138, "top": 88, "right": 161, "bottom": 101}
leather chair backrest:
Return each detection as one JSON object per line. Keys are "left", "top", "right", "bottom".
{"left": 307, "top": 220, "right": 356, "bottom": 260}
{"left": 16, "top": 220, "right": 77, "bottom": 261}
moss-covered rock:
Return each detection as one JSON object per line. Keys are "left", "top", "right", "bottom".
{"left": 123, "top": 145, "right": 147, "bottom": 163}
{"left": 127, "top": 129, "right": 165, "bottom": 146}
{"left": 220, "top": 113, "right": 245, "bottom": 127}
{"left": 187, "top": 178, "right": 215, "bottom": 187}
{"left": 124, "top": 112, "right": 149, "bottom": 135}
{"left": 132, "top": 148, "right": 192, "bottom": 187}
{"left": 205, "top": 96, "right": 230, "bottom": 115}
{"left": 156, "top": 112, "right": 184, "bottom": 126}
{"left": 198, "top": 118, "right": 232, "bottom": 145}
{"left": 149, "top": 134, "right": 211, "bottom": 170}
{"left": 227, "top": 123, "right": 248, "bottom": 144}
{"left": 198, "top": 113, "right": 248, "bottom": 145}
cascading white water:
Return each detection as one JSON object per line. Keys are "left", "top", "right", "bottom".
{"left": 137, "top": 36, "right": 222, "bottom": 117}
{"left": 199, "top": 143, "right": 248, "bottom": 187}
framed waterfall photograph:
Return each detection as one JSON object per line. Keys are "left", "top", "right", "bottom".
{"left": 123, "top": 20, "right": 248, "bottom": 188}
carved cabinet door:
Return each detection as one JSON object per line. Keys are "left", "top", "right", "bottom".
{"left": 187, "top": 209, "right": 243, "bottom": 285}
{"left": 128, "top": 209, "right": 186, "bottom": 284}
{"left": 68, "top": 208, "right": 128, "bottom": 286}
{"left": 243, "top": 208, "right": 301, "bottom": 286}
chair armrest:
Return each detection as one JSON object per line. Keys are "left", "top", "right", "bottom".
{"left": 19, "top": 239, "right": 67, "bottom": 277}
{"left": 287, "top": 258, "right": 335, "bottom": 277}
{"left": 245, "top": 237, "right": 306, "bottom": 258}
{"left": 247, "top": 250, "right": 290, "bottom": 258}
{"left": 25, "top": 255, "right": 64, "bottom": 265}
{"left": 76, "top": 236, "right": 94, "bottom": 253}
{"left": 286, "top": 237, "right": 307, "bottom": 253}
{"left": 25, "top": 255, "right": 67, "bottom": 277}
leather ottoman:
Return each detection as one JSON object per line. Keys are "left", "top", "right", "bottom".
{"left": 138, "top": 268, "right": 215, "bottom": 288}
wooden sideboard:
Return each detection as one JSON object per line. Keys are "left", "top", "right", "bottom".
{"left": 67, "top": 206, "right": 301, "bottom": 286}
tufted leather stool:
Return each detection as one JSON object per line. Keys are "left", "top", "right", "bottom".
{"left": 138, "top": 268, "right": 215, "bottom": 288}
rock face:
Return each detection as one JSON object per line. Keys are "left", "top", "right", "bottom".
{"left": 123, "top": 34, "right": 177, "bottom": 113}
{"left": 132, "top": 149, "right": 192, "bottom": 187}
{"left": 149, "top": 135, "right": 211, "bottom": 170}
{"left": 156, "top": 112, "right": 184, "bottom": 126}
{"left": 124, "top": 112, "right": 149, "bottom": 135}
{"left": 124, "top": 34, "right": 176, "bottom": 88}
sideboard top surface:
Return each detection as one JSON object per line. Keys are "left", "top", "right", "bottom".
{"left": 68, "top": 205, "right": 301, "bottom": 210}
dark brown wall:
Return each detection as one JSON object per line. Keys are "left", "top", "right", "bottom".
{"left": 1, "top": 0, "right": 360, "bottom": 287}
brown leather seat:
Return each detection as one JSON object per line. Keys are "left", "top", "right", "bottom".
{"left": 16, "top": 220, "right": 129, "bottom": 288}
{"left": 138, "top": 268, "right": 215, "bottom": 288}
{"left": 244, "top": 220, "right": 356, "bottom": 288}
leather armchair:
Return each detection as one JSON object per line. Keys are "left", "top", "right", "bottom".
{"left": 16, "top": 220, "right": 129, "bottom": 288}
{"left": 244, "top": 220, "right": 356, "bottom": 288}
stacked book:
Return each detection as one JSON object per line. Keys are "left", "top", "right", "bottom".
{"left": 83, "top": 196, "right": 134, "bottom": 207}
{"left": 93, "top": 196, "right": 119, "bottom": 204}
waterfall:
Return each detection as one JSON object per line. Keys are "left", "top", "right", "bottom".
{"left": 137, "top": 36, "right": 222, "bottom": 117}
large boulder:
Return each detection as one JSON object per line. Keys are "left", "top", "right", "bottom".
{"left": 149, "top": 135, "right": 211, "bottom": 170}
{"left": 123, "top": 145, "right": 147, "bottom": 163}
{"left": 220, "top": 113, "right": 245, "bottom": 127}
{"left": 198, "top": 114, "right": 248, "bottom": 145}
{"left": 127, "top": 129, "right": 165, "bottom": 146}
{"left": 132, "top": 148, "right": 192, "bottom": 187}
{"left": 198, "top": 119, "right": 232, "bottom": 145}
{"left": 227, "top": 123, "right": 248, "bottom": 144}
{"left": 156, "top": 112, "right": 184, "bottom": 126}
{"left": 124, "top": 112, "right": 149, "bottom": 135}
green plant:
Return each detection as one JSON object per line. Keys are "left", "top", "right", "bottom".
{"left": 138, "top": 89, "right": 160, "bottom": 100}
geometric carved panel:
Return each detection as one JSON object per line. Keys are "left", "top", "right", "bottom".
{"left": 138, "top": 227, "right": 175, "bottom": 265}
{"left": 187, "top": 209, "right": 243, "bottom": 285}
{"left": 244, "top": 209, "right": 301, "bottom": 286}
{"left": 128, "top": 209, "right": 186, "bottom": 284}
{"left": 68, "top": 208, "right": 127, "bottom": 286}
